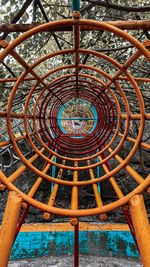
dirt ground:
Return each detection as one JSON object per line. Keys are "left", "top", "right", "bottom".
{"left": 8, "top": 255, "right": 142, "bottom": 267}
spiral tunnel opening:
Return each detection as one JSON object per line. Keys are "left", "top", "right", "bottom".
{"left": 0, "top": 15, "right": 150, "bottom": 222}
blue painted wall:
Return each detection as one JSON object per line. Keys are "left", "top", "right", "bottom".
{"left": 10, "top": 230, "right": 139, "bottom": 260}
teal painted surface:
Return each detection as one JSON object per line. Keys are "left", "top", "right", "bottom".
{"left": 57, "top": 104, "right": 67, "bottom": 133}
{"left": 96, "top": 149, "right": 101, "bottom": 193}
{"left": 57, "top": 100, "right": 98, "bottom": 136}
{"left": 72, "top": 0, "right": 80, "bottom": 11}
{"left": 10, "top": 230, "right": 139, "bottom": 260}
{"left": 58, "top": 118, "right": 96, "bottom": 121}
{"left": 51, "top": 154, "right": 56, "bottom": 191}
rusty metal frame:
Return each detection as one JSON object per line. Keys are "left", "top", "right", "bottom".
{"left": 0, "top": 15, "right": 150, "bottom": 219}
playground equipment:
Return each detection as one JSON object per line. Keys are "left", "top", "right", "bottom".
{"left": 0, "top": 1, "right": 150, "bottom": 266}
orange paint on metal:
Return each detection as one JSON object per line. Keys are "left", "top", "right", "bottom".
{"left": 43, "top": 160, "right": 66, "bottom": 220}
{"left": 87, "top": 160, "right": 107, "bottom": 221}
{"left": 0, "top": 15, "right": 149, "bottom": 218}
{"left": 129, "top": 195, "right": 150, "bottom": 267}
{"left": 70, "top": 161, "right": 79, "bottom": 226}
{"left": 0, "top": 222, "right": 130, "bottom": 233}
{"left": 98, "top": 155, "right": 124, "bottom": 199}
{"left": 0, "top": 191, "right": 22, "bottom": 267}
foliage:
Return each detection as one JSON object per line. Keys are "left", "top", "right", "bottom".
{"left": 0, "top": 0, "right": 150, "bottom": 111}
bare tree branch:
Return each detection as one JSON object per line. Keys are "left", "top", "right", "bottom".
{"left": 0, "top": 0, "right": 33, "bottom": 40}
{"left": 81, "top": 0, "right": 150, "bottom": 13}
{"left": 0, "top": 19, "right": 150, "bottom": 32}
{"left": 36, "top": 0, "right": 62, "bottom": 50}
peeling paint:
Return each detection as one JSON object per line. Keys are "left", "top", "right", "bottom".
{"left": 10, "top": 226, "right": 139, "bottom": 260}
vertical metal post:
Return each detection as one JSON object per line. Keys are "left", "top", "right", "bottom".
{"left": 72, "top": 0, "right": 80, "bottom": 11}
{"left": 129, "top": 194, "right": 150, "bottom": 267}
{"left": 0, "top": 191, "right": 22, "bottom": 267}
{"left": 122, "top": 205, "right": 139, "bottom": 252}
{"left": 15, "top": 204, "right": 30, "bottom": 241}
{"left": 70, "top": 161, "right": 79, "bottom": 267}
{"left": 97, "top": 149, "right": 101, "bottom": 193}
{"left": 51, "top": 153, "right": 56, "bottom": 192}
{"left": 74, "top": 222, "right": 79, "bottom": 267}
{"left": 73, "top": 10, "right": 80, "bottom": 99}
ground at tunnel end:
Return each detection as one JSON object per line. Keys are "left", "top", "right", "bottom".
{"left": 8, "top": 255, "right": 142, "bottom": 267}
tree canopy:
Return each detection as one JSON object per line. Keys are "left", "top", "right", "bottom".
{"left": 0, "top": 0, "right": 150, "bottom": 113}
